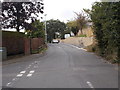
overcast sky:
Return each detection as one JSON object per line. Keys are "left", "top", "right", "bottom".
{"left": 43, "top": 0, "right": 100, "bottom": 22}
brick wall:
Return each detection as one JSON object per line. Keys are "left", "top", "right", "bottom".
{"left": 2, "top": 37, "right": 45, "bottom": 56}
{"left": 2, "top": 31, "right": 45, "bottom": 56}
{"left": 24, "top": 38, "right": 30, "bottom": 55}
{"left": 31, "top": 38, "right": 44, "bottom": 50}
{"left": 2, "top": 37, "right": 24, "bottom": 56}
{"left": 24, "top": 38, "right": 45, "bottom": 55}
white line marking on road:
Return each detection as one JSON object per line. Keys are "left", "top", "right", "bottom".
{"left": 20, "top": 71, "right": 26, "bottom": 74}
{"left": 68, "top": 44, "right": 87, "bottom": 51}
{"left": 34, "top": 66, "right": 38, "bottom": 68}
{"left": 79, "top": 48, "right": 87, "bottom": 51}
{"left": 17, "top": 74, "right": 23, "bottom": 77}
{"left": 29, "top": 65, "right": 31, "bottom": 67}
{"left": 27, "top": 74, "right": 32, "bottom": 77}
{"left": 87, "top": 81, "right": 94, "bottom": 88}
{"left": 12, "top": 78, "right": 17, "bottom": 81}
{"left": 6, "top": 82, "right": 12, "bottom": 86}
{"left": 29, "top": 70, "right": 35, "bottom": 73}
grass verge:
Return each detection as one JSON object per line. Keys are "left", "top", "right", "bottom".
{"left": 86, "top": 44, "right": 119, "bottom": 64}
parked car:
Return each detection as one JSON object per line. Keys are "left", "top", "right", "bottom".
{"left": 52, "top": 39, "right": 59, "bottom": 43}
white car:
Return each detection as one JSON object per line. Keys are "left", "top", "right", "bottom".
{"left": 52, "top": 39, "right": 59, "bottom": 43}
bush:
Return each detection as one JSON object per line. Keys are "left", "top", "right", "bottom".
{"left": 2, "top": 31, "right": 25, "bottom": 38}
{"left": 85, "top": 2, "right": 120, "bottom": 63}
{"left": 25, "top": 20, "right": 45, "bottom": 39}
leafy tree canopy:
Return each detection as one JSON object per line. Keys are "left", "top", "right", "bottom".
{"left": 25, "top": 20, "right": 45, "bottom": 38}
{"left": 75, "top": 12, "right": 88, "bottom": 34}
{"left": 46, "top": 19, "right": 66, "bottom": 42}
{"left": 85, "top": 1, "right": 120, "bottom": 61}
{"left": 1, "top": 0, "right": 44, "bottom": 32}
{"left": 66, "top": 11, "right": 88, "bottom": 36}
{"left": 66, "top": 20, "right": 78, "bottom": 36}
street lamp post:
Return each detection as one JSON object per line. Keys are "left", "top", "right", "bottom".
{"left": 44, "top": 14, "right": 47, "bottom": 44}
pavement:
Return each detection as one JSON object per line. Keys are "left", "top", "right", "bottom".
{"left": 2, "top": 43, "right": 118, "bottom": 89}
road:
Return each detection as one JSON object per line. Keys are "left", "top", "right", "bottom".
{"left": 2, "top": 43, "right": 118, "bottom": 89}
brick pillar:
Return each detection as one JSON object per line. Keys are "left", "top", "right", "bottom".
{"left": 24, "top": 38, "right": 30, "bottom": 55}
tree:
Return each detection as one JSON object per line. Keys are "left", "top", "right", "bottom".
{"left": 1, "top": 1, "right": 44, "bottom": 32}
{"left": 75, "top": 12, "right": 88, "bottom": 35}
{"left": 25, "top": 20, "right": 45, "bottom": 38}
{"left": 85, "top": 1, "right": 120, "bottom": 62}
{"left": 66, "top": 11, "right": 88, "bottom": 36}
{"left": 66, "top": 20, "right": 78, "bottom": 36}
{"left": 46, "top": 19, "right": 66, "bottom": 42}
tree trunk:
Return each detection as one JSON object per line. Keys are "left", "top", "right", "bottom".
{"left": 80, "top": 28, "right": 83, "bottom": 35}
{"left": 16, "top": 26, "right": 19, "bottom": 32}
{"left": 16, "top": 5, "right": 20, "bottom": 32}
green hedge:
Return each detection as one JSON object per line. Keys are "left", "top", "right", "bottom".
{"left": 86, "top": 2, "right": 120, "bottom": 63}
{"left": 2, "top": 31, "right": 25, "bottom": 38}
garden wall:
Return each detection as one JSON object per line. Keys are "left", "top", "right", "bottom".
{"left": 24, "top": 38, "right": 45, "bottom": 55}
{"left": 31, "top": 38, "right": 44, "bottom": 50}
{"left": 1, "top": 31, "right": 45, "bottom": 56}
{"left": 2, "top": 31, "right": 24, "bottom": 56}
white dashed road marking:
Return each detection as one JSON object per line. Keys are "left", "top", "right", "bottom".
{"left": 35, "top": 61, "right": 39, "bottom": 63}
{"left": 26, "top": 70, "right": 35, "bottom": 77}
{"left": 87, "top": 81, "right": 94, "bottom": 88}
{"left": 6, "top": 82, "right": 12, "bottom": 86}
{"left": 12, "top": 78, "right": 17, "bottom": 81}
{"left": 68, "top": 44, "right": 87, "bottom": 51}
{"left": 27, "top": 74, "right": 32, "bottom": 77}
{"left": 29, "top": 65, "right": 31, "bottom": 67}
{"left": 20, "top": 71, "right": 26, "bottom": 74}
{"left": 34, "top": 66, "right": 38, "bottom": 68}
{"left": 16, "top": 74, "right": 23, "bottom": 77}
{"left": 29, "top": 70, "right": 35, "bottom": 73}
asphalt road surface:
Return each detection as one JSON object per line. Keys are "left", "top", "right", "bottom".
{"left": 2, "top": 43, "right": 118, "bottom": 88}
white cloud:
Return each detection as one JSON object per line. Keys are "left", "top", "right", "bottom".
{"left": 44, "top": 0, "right": 100, "bottom": 22}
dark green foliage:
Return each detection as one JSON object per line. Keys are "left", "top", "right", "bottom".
{"left": 66, "top": 20, "right": 79, "bottom": 36}
{"left": 71, "top": 26, "right": 79, "bottom": 36}
{"left": 25, "top": 20, "right": 45, "bottom": 38}
{"left": 86, "top": 2, "right": 120, "bottom": 62}
{"left": 2, "top": 31, "right": 25, "bottom": 38}
{"left": 46, "top": 19, "right": 66, "bottom": 42}
{"left": 2, "top": 1, "right": 44, "bottom": 32}
{"left": 75, "top": 12, "right": 88, "bottom": 34}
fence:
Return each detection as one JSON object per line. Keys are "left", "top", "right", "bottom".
{"left": 1, "top": 31, "right": 45, "bottom": 57}
{"left": 24, "top": 38, "right": 45, "bottom": 55}
{"left": 2, "top": 31, "right": 25, "bottom": 56}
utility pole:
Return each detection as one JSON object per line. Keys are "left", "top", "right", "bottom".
{"left": 44, "top": 14, "right": 47, "bottom": 44}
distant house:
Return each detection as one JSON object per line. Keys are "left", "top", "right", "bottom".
{"left": 70, "top": 31, "right": 75, "bottom": 36}
{"left": 64, "top": 34, "right": 70, "bottom": 39}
